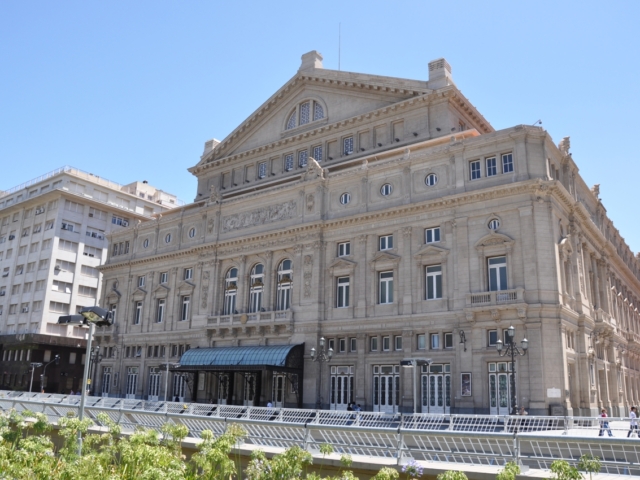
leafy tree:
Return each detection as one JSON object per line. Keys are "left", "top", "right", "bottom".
{"left": 578, "top": 454, "right": 601, "bottom": 480}
{"left": 496, "top": 461, "right": 521, "bottom": 480}
{"left": 436, "top": 471, "right": 468, "bottom": 480}
{"left": 550, "top": 460, "right": 582, "bottom": 480}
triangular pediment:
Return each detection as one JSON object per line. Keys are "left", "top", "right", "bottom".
{"left": 413, "top": 244, "right": 450, "bottom": 259}
{"left": 194, "top": 68, "right": 432, "bottom": 167}
{"left": 177, "top": 280, "right": 196, "bottom": 295}
{"left": 152, "top": 284, "right": 170, "bottom": 297}
{"left": 370, "top": 251, "right": 401, "bottom": 265}
{"left": 106, "top": 288, "right": 121, "bottom": 304}
{"left": 132, "top": 287, "right": 147, "bottom": 301}
{"left": 329, "top": 257, "right": 357, "bottom": 271}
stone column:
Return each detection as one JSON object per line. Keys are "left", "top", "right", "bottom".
{"left": 238, "top": 256, "right": 248, "bottom": 313}
{"left": 355, "top": 235, "right": 368, "bottom": 318}
{"left": 400, "top": 227, "right": 412, "bottom": 315}
{"left": 263, "top": 251, "right": 274, "bottom": 311}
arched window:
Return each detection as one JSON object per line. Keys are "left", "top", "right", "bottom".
{"left": 223, "top": 267, "right": 238, "bottom": 315}
{"left": 276, "top": 259, "right": 293, "bottom": 310}
{"left": 285, "top": 100, "right": 325, "bottom": 130}
{"left": 249, "top": 264, "right": 264, "bottom": 313}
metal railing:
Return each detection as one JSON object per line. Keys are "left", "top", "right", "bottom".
{"left": 1, "top": 390, "right": 639, "bottom": 475}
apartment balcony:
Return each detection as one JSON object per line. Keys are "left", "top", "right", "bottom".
{"left": 624, "top": 331, "right": 640, "bottom": 345}
{"left": 466, "top": 288, "right": 525, "bottom": 308}
{"left": 207, "top": 310, "right": 293, "bottom": 338}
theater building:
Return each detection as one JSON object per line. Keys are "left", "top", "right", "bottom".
{"left": 94, "top": 52, "right": 640, "bottom": 415}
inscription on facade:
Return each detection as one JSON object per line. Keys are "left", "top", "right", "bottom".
{"left": 222, "top": 201, "right": 296, "bottom": 232}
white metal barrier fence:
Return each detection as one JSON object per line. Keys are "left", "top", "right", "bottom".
{"left": 2, "top": 391, "right": 640, "bottom": 475}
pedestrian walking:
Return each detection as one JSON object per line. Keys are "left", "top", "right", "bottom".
{"left": 599, "top": 408, "right": 613, "bottom": 437}
{"left": 628, "top": 406, "right": 638, "bottom": 438}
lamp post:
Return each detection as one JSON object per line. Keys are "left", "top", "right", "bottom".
{"left": 58, "top": 305, "right": 113, "bottom": 455}
{"left": 310, "top": 337, "right": 333, "bottom": 409}
{"left": 401, "top": 358, "right": 431, "bottom": 414}
{"left": 159, "top": 362, "right": 181, "bottom": 402}
{"left": 89, "top": 345, "right": 103, "bottom": 396}
{"left": 29, "top": 362, "right": 43, "bottom": 393}
{"left": 495, "top": 325, "right": 528, "bottom": 415}
{"left": 39, "top": 355, "right": 60, "bottom": 393}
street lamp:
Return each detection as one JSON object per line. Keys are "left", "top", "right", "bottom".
{"left": 495, "top": 325, "right": 528, "bottom": 415}
{"left": 58, "top": 305, "right": 113, "bottom": 454}
{"left": 310, "top": 337, "right": 333, "bottom": 409}
{"left": 401, "top": 358, "right": 431, "bottom": 414}
{"left": 29, "top": 362, "right": 43, "bottom": 393}
{"left": 39, "top": 355, "right": 60, "bottom": 393}
{"left": 89, "top": 345, "right": 103, "bottom": 396}
{"left": 159, "top": 362, "right": 181, "bottom": 402}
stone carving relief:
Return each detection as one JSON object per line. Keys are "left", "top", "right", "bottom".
{"left": 222, "top": 200, "right": 296, "bottom": 232}
{"left": 209, "top": 185, "right": 222, "bottom": 204}
{"left": 302, "top": 156, "right": 325, "bottom": 181}
{"left": 558, "top": 136, "right": 570, "bottom": 156}
{"left": 306, "top": 194, "right": 314, "bottom": 213}
{"left": 303, "top": 254, "right": 313, "bottom": 297}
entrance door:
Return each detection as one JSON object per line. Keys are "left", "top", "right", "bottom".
{"left": 373, "top": 365, "right": 400, "bottom": 413}
{"left": 101, "top": 367, "right": 111, "bottom": 397}
{"left": 173, "top": 374, "right": 186, "bottom": 402}
{"left": 272, "top": 374, "right": 285, "bottom": 407}
{"left": 126, "top": 367, "right": 138, "bottom": 399}
{"left": 148, "top": 367, "right": 160, "bottom": 401}
{"left": 330, "top": 366, "right": 354, "bottom": 410}
{"left": 243, "top": 374, "right": 256, "bottom": 406}
{"left": 420, "top": 364, "right": 451, "bottom": 413}
{"left": 489, "top": 362, "right": 512, "bottom": 415}
{"left": 218, "top": 374, "right": 229, "bottom": 405}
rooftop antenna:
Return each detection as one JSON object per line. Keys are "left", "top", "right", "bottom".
{"left": 338, "top": 22, "right": 341, "bottom": 71}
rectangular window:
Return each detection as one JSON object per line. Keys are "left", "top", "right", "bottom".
{"left": 444, "top": 332, "right": 453, "bottom": 348}
{"left": 370, "top": 337, "right": 378, "bottom": 352}
{"left": 312, "top": 145, "right": 323, "bottom": 162}
{"left": 109, "top": 304, "right": 117, "bottom": 324}
{"left": 328, "top": 339, "right": 335, "bottom": 351}
{"left": 112, "top": 215, "right": 129, "bottom": 227}
{"left": 488, "top": 256, "right": 507, "bottom": 291}
{"left": 156, "top": 299, "right": 165, "bottom": 323}
{"left": 64, "top": 199, "right": 84, "bottom": 214}
{"left": 284, "top": 154, "right": 294, "bottom": 172}
{"left": 382, "top": 336, "right": 390, "bottom": 351}
{"left": 52, "top": 280, "right": 73, "bottom": 293}
{"left": 26, "top": 262, "right": 35, "bottom": 273}
{"left": 45, "top": 221, "right": 54, "bottom": 231}
{"left": 78, "top": 285, "right": 97, "bottom": 297}
{"left": 379, "top": 234, "right": 393, "bottom": 251}
{"left": 379, "top": 271, "right": 393, "bottom": 304}
{"left": 18, "top": 246, "right": 26, "bottom": 256}
{"left": 502, "top": 153, "right": 514, "bottom": 173}
{"left": 80, "top": 265, "right": 99, "bottom": 277}
{"left": 61, "top": 221, "right": 78, "bottom": 232}
{"left": 160, "top": 272, "right": 168, "bottom": 284}
{"left": 58, "top": 239, "right": 78, "bottom": 252}
{"left": 395, "top": 335, "right": 403, "bottom": 351}
{"left": 49, "top": 301, "right": 69, "bottom": 314}
{"left": 430, "top": 333, "right": 440, "bottom": 349}
{"left": 23, "top": 282, "right": 32, "bottom": 293}
{"left": 16, "top": 265, "right": 24, "bottom": 275}
{"left": 88, "top": 207, "right": 108, "bottom": 220}
{"left": 184, "top": 268, "right": 193, "bottom": 281}
{"left": 30, "top": 242, "right": 39, "bottom": 253}
{"left": 425, "top": 227, "right": 440, "bottom": 244}
{"left": 138, "top": 276, "right": 145, "bottom": 288}
{"left": 69, "top": 352, "right": 76, "bottom": 365}
{"left": 426, "top": 265, "right": 442, "bottom": 300}
{"left": 337, "top": 241, "right": 351, "bottom": 257}
{"left": 343, "top": 136, "right": 354, "bottom": 155}
{"left": 35, "top": 280, "right": 45, "bottom": 291}
{"left": 32, "top": 301, "right": 41, "bottom": 312}
{"left": 181, "top": 296, "right": 190, "bottom": 321}
{"left": 486, "top": 157, "right": 497, "bottom": 177}
{"left": 336, "top": 276, "right": 350, "bottom": 308}
{"left": 470, "top": 160, "right": 481, "bottom": 180}
{"left": 298, "top": 150, "right": 308, "bottom": 168}
{"left": 33, "top": 223, "right": 42, "bottom": 233}
{"left": 258, "top": 162, "right": 267, "bottom": 179}
{"left": 350, "top": 337, "right": 357, "bottom": 352}
{"left": 11, "top": 285, "right": 20, "bottom": 295}
{"left": 42, "top": 239, "right": 51, "bottom": 249}
{"left": 339, "top": 338, "right": 346, "bottom": 353}
{"left": 86, "top": 227, "right": 105, "bottom": 240}
{"left": 134, "top": 301, "right": 142, "bottom": 325}
{"left": 21, "top": 228, "right": 30, "bottom": 238}
{"left": 488, "top": 330, "right": 498, "bottom": 346}
{"left": 83, "top": 245, "right": 102, "bottom": 258}
{"left": 417, "top": 334, "right": 426, "bottom": 350}
{"left": 56, "top": 260, "right": 74, "bottom": 272}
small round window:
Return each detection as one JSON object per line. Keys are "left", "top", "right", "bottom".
{"left": 143, "top": 238, "right": 149, "bottom": 248}
{"left": 488, "top": 219, "right": 500, "bottom": 230}
{"left": 188, "top": 227, "right": 196, "bottom": 238}
{"left": 425, "top": 173, "right": 438, "bottom": 186}
{"left": 165, "top": 233, "right": 172, "bottom": 243}
{"left": 380, "top": 183, "right": 393, "bottom": 196}
{"left": 340, "top": 193, "right": 351, "bottom": 205}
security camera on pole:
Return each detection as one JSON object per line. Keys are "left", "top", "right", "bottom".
{"left": 58, "top": 305, "right": 113, "bottom": 454}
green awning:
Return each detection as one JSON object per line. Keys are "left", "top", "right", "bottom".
{"left": 176, "top": 344, "right": 304, "bottom": 373}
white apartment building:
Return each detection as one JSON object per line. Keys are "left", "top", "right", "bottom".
{"left": 0, "top": 166, "right": 179, "bottom": 393}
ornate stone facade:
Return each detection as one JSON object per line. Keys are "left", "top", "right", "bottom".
{"left": 94, "top": 52, "right": 640, "bottom": 415}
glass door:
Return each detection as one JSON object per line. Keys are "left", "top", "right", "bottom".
{"left": 172, "top": 374, "right": 186, "bottom": 402}
{"left": 372, "top": 365, "right": 399, "bottom": 413}
{"left": 218, "top": 374, "right": 229, "bottom": 405}
{"left": 489, "top": 362, "right": 512, "bottom": 415}
{"left": 272, "top": 374, "right": 285, "bottom": 407}
{"left": 330, "top": 366, "right": 354, "bottom": 410}
{"left": 126, "top": 367, "right": 138, "bottom": 399}
{"left": 147, "top": 367, "right": 160, "bottom": 401}
{"left": 101, "top": 367, "right": 111, "bottom": 397}
{"left": 420, "top": 364, "right": 451, "bottom": 413}
{"left": 243, "top": 374, "right": 256, "bottom": 406}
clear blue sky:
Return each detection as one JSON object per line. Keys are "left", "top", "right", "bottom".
{"left": 1, "top": 1, "right": 639, "bottom": 252}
